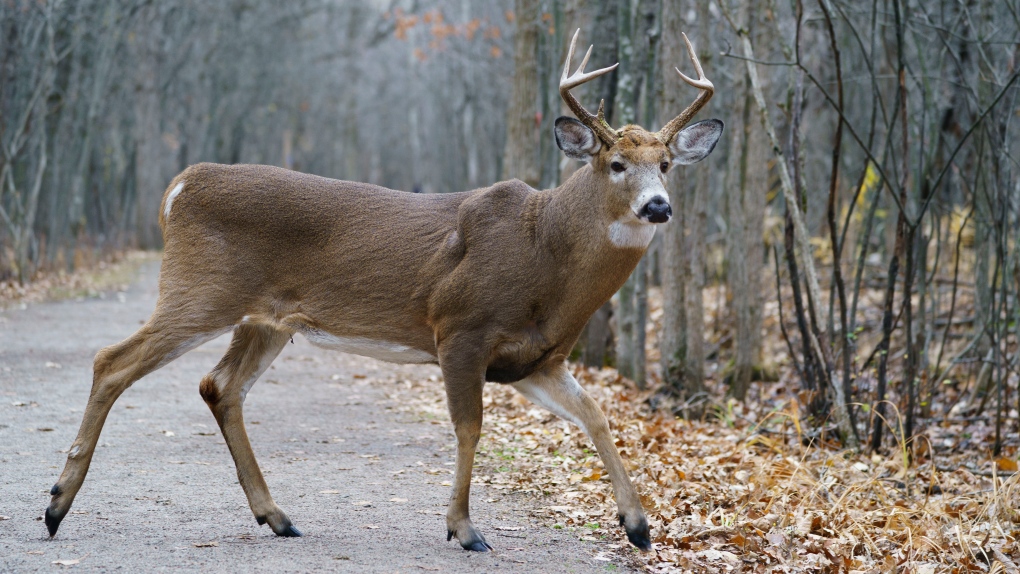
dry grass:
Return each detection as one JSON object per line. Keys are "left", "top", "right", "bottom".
{"left": 0, "top": 250, "right": 157, "bottom": 310}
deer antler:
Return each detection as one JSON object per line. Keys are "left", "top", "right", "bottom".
{"left": 559, "top": 29, "right": 619, "bottom": 146}
{"left": 655, "top": 33, "right": 715, "bottom": 145}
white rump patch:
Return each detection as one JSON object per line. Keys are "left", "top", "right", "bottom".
{"left": 164, "top": 181, "right": 185, "bottom": 221}
{"left": 301, "top": 329, "right": 436, "bottom": 364}
{"left": 608, "top": 220, "right": 656, "bottom": 249}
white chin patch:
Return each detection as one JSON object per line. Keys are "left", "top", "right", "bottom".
{"left": 608, "top": 219, "right": 656, "bottom": 248}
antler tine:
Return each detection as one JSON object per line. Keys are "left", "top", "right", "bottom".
{"left": 561, "top": 29, "right": 578, "bottom": 81}
{"left": 559, "top": 29, "right": 619, "bottom": 146}
{"left": 656, "top": 32, "right": 715, "bottom": 145}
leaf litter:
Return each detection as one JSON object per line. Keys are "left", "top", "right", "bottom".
{"left": 397, "top": 364, "right": 1020, "bottom": 573}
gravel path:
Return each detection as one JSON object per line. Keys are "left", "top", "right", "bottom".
{"left": 0, "top": 260, "right": 635, "bottom": 573}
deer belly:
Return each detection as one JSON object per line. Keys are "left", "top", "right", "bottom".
{"left": 300, "top": 328, "right": 437, "bottom": 364}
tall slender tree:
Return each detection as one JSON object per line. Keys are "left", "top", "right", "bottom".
{"left": 502, "top": 0, "right": 541, "bottom": 186}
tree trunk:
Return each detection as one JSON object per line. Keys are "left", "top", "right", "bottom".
{"left": 580, "top": 302, "right": 613, "bottom": 369}
{"left": 133, "top": 7, "right": 165, "bottom": 250}
{"left": 726, "top": 65, "right": 766, "bottom": 401}
{"left": 502, "top": 0, "right": 540, "bottom": 186}
{"left": 657, "top": 0, "right": 707, "bottom": 411}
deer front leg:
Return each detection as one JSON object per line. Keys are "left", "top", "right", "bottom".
{"left": 512, "top": 362, "right": 651, "bottom": 550}
{"left": 438, "top": 344, "right": 492, "bottom": 552}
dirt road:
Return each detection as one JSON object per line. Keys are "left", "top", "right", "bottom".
{"left": 0, "top": 261, "right": 634, "bottom": 573}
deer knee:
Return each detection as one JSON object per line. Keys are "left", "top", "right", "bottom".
{"left": 580, "top": 396, "right": 610, "bottom": 429}
{"left": 91, "top": 344, "right": 120, "bottom": 384}
{"left": 453, "top": 424, "right": 481, "bottom": 449}
{"left": 199, "top": 374, "right": 220, "bottom": 406}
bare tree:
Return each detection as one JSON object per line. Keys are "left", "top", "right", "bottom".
{"left": 502, "top": 0, "right": 540, "bottom": 186}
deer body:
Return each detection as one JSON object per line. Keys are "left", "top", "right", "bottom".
{"left": 159, "top": 162, "right": 644, "bottom": 382}
{"left": 46, "top": 30, "right": 722, "bottom": 553}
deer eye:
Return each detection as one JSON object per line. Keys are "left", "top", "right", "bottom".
{"left": 660, "top": 162, "right": 669, "bottom": 173}
{"left": 610, "top": 161, "right": 625, "bottom": 173}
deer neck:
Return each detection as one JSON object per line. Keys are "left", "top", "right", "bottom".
{"left": 536, "top": 166, "right": 652, "bottom": 315}
{"left": 543, "top": 165, "right": 656, "bottom": 256}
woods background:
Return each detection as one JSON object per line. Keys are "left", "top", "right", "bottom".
{"left": 1, "top": 0, "right": 1018, "bottom": 457}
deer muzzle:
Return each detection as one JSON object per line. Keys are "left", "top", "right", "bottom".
{"left": 639, "top": 195, "right": 672, "bottom": 224}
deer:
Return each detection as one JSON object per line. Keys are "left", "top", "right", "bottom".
{"left": 44, "top": 30, "right": 721, "bottom": 552}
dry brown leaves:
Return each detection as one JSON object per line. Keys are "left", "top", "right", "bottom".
{"left": 402, "top": 368, "right": 1020, "bottom": 572}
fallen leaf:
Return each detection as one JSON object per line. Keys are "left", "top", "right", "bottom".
{"left": 996, "top": 457, "right": 1018, "bottom": 472}
{"left": 52, "top": 559, "right": 80, "bottom": 566}
{"left": 389, "top": 497, "right": 408, "bottom": 503}
{"left": 192, "top": 541, "right": 218, "bottom": 548}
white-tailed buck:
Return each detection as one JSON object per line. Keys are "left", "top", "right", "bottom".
{"left": 45, "top": 30, "right": 721, "bottom": 551}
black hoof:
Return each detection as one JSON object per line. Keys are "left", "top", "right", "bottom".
{"left": 448, "top": 528, "right": 491, "bottom": 551}
{"left": 467, "top": 541, "right": 493, "bottom": 552}
{"left": 277, "top": 524, "right": 302, "bottom": 537}
{"left": 50, "top": 484, "right": 61, "bottom": 496}
{"left": 44, "top": 507, "right": 63, "bottom": 538}
{"left": 620, "top": 515, "right": 652, "bottom": 550}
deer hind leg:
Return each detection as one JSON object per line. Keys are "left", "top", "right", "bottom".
{"left": 197, "top": 323, "right": 297, "bottom": 536}
{"left": 438, "top": 343, "right": 492, "bottom": 552}
{"left": 46, "top": 314, "right": 231, "bottom": 537}
{"left": 512, "top": 363, "right": 651, "bottom": 550}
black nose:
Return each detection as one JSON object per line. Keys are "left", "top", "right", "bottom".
{"left": 640, "top": 196, "right": 672, "bottom": 223}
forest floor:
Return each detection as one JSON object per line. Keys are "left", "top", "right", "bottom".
{"left": 1, "top": 255, "right": 1019, "bottom": 573}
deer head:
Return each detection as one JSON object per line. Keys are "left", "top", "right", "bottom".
{"left": 554, "top": 30, "right": 723, "bottom": 227}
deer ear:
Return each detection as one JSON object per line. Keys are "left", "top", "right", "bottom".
{"left": 668, "top": 119, "right": 724, "bottom": 165}
{"left": 555, "top": 117, "right": 601, "bottom": 162}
